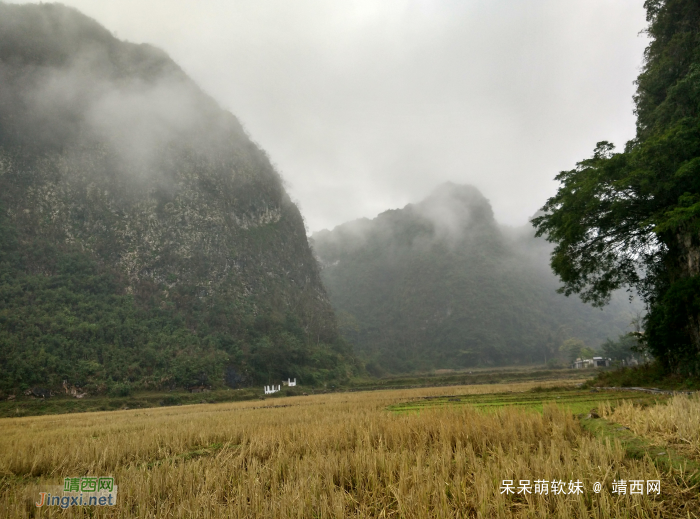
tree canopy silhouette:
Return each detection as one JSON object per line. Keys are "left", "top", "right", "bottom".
{"left": 533, "top": 0, "right": 700, "bottom": 373}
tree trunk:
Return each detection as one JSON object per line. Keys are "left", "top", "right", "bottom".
{"left": 676, "top": 232, "right": 700, "bottom": 354}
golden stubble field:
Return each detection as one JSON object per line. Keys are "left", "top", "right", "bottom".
{"left": 1, "top": 379, "right": 698, "bottom": 518}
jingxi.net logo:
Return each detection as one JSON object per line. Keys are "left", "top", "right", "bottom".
{"left": 36, "top": 477, "right": 117, "bottom": 509}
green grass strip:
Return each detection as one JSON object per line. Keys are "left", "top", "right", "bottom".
{"left": 388, "top": 388, "right": 668, "bottom": 415}
{"left": 580, "top": 415, "right": 700, "bottom": 485}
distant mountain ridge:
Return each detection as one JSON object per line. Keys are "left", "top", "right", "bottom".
{"left": 311, "top": 183, "right": 639, "bottom": 373}
{"left": 0, "top": 3, "right": 357, "bottom": 393}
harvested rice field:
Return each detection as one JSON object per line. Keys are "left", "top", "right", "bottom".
{"left": 1, "top": 379, "right": 699, "bottom": 518}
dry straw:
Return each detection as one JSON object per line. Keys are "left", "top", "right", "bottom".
{"left": 601, "top": 393, "right": 700, "bottom": 462}
{"left": 1, "top": 381, "right": 697, "bottom": 518}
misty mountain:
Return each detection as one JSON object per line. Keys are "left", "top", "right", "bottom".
{"left": 311, "top": 183, "right": 640, "bottom": 374}
{"left": 0, "top": 3, "right": 357, "bottom": 392}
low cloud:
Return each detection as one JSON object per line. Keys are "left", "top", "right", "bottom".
{"left": 9, "top": 0, "right": 650, "bottom": 232}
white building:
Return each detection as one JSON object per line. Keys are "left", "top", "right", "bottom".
{"left": 572, "top": 357, "right": 610, "bottom": 369}
{"left": 264, "top": 385, "right": 281, "bottom": 395}
{"left": 265, "top": 377, "right": 298, "bottom": 394}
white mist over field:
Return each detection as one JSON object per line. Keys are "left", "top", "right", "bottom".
{"left": 9, "top": 0, "right": 650, "bottom": 232}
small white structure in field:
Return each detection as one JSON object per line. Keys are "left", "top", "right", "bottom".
{"left": 572, "top": 357, "right": 611, "bottom": 369}
{"left": 592, "top": 357, "right": 610, "bottom": 367}
{"left": 264, "top": 385, "right": 281, "bottom": 395}
{"left": 283, "top": 378, "right": 297, "bottom": 387}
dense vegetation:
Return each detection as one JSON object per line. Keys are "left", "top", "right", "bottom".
{"left": 311, "top": 183, "right": 639, "bottom": 374}
{"left": 533, "top": 0, "right": 700, "bottom": 375}
{"left": 0, "top": 3, "right": 358, "bottom": 393}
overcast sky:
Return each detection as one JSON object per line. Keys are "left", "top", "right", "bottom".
{"left": 13, "top": 0, "right": 650, "bottom": 232}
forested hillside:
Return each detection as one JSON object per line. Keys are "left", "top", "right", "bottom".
{"left": 312, "top": 183, "right": 640, "bottom": 374}
{"left": 0, "top": 3, "right": 357, "bottom": 393}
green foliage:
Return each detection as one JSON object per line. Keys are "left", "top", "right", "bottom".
{"left": 0, "top": 216, "right": 215, "bottom": 390}
{"left": 0, "top": 208, "right": 355, "bottom": 391}
{"left": 589, "top": 361, "right": 700, "bottom": 390}
{"left": 558, "top": 339, "right": 596, "bottom": 364}
{"left": 645, "top": 275, "right": 700, "bottom": 371}
{"left": 533, "top": 0, "right": 700, "bottom": 374}
{"left": 601, "top": 334, "right": 640, "bottom": 361}
{"left": 108, "top": 382, "right": 132, "bottom": 398}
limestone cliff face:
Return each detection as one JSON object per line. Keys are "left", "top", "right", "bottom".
{"left": 0, "top": 3, "right": 349, "bottom": 388}
{"left": 0, "top": 141, "right": 332, "bottom": 335}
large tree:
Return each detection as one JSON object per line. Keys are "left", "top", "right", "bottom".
{"left": 533, "top": 0, "right": 700, "bottom": 373}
